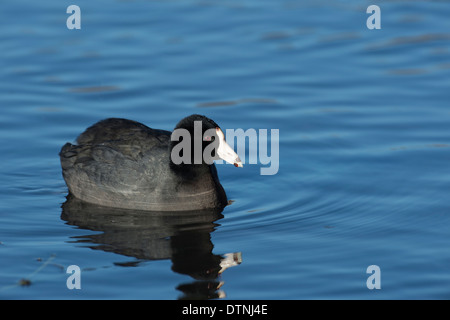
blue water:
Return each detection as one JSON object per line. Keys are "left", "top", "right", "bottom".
{"left": 1, "top": 0, "right": 450, "bottom": 299}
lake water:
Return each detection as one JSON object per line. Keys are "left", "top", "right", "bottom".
{"left": 1, "top": 0, "right": 450, "bottom": 300}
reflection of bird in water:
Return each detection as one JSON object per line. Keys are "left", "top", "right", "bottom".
{"left": 61, "top": 195, "right": 242, "bottom": 299}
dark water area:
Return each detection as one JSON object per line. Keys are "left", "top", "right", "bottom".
{"left": 1, "top": 0, "right": 450, "bottom": 299}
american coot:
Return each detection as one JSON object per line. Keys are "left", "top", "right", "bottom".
{"left": 59, "top": 115, "right": 243, "bottom": 211}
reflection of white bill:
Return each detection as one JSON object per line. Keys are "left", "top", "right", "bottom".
{"left": 219, "top": 252, "right": 243, "bottom": 274}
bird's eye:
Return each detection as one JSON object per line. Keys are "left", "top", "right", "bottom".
{"left": 204, "top": 136, "right": 212, "bottom": 141}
